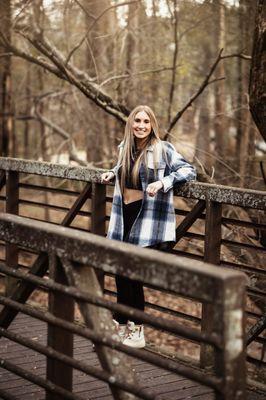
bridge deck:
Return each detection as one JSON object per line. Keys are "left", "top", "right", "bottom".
{"left": 0, "top": 313, "right": 263, "bottom": 400}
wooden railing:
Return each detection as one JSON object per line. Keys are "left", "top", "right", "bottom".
{"left": 0, "top": 212, "right": 247, "bottom": 400}
{"left": 0, "top": 156, "right": 265, "bottom": 386}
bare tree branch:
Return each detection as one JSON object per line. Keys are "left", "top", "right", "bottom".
{"left": 0, "top": 28, "right": 130, "bottom": 123}
{"left": 0, "top": 52, "right": 13, "bottom": 58}
{"left": 0, "top": 31, "right": 64, "bottom": 78}
{"left": 73, "top": 0, "right": 96, "bottom": 21}
{"left": 65, "top": 0, "right": 141, "bottom": 65}
{"left": 99, "top": 66, "right": 178, "bottom": 87}
{"left": 12, "top": 0, "right": 34, "bottom": 29}
{"left": 165, "top": 49, "right": 225, "bottom": 137}
{"left": 34, "top": 101, "right": 89, "bottom": 167}
{"left": 221, "top": 53, "right": 251, "bottom": 60}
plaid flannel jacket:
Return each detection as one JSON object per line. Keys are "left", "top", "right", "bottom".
{"left": 107, "top": 141, "right": 196, "bottom": 247}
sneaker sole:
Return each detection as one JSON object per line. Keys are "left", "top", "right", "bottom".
{"left": 122, "top": 339, "right": 146, "bottom": 348}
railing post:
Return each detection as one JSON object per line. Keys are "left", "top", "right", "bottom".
{"left": 46, "top": 255, "right": 74, "bottom": 400}
{"left": 200, "top": 199, "right": 222, "bottom": 368}
{"left": 213, "top": 277, "right": 246, "bottom": 400}
{"left": 5, "top": 171, "right": 19, "bottom": 296}
{"left": 91, "top": 182, "right": 106, "bottom": 289}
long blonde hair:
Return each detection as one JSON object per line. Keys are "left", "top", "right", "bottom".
{"left": 119, "top": 105, "right": 162, "bottom": 193}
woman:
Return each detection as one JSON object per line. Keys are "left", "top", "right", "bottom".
{"left": 101, "top": 105, "right": 196, "bottom": 348}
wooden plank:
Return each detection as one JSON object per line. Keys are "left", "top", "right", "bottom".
{"left": 90, "top": 182, "right": 106, "bottom": 288}
{"left": 246, "top": 314, "right": 266, "bottom": 346}
{"left": 61, "top": 257, "right": 139, "bottom": 400}
{"left": 61, "top": 183, "right": 92, "bottom": 226}
{"left": 5, "top": 171, "right": 19, "bottom": 296}
{"left": 0, "top": 183, "right": 92, "bottom": 332}
{"left": 0, "top": 170, "right": 6, "bottom": 191}
{"left": 0, "top": 213, "right": 245, "bottom": 304}
{"left": 0, "top": 253, "right": 49, "bottom": 330}
{"left": 175, "top": 200, "right": 206, "bottom": 244}
{"left": 212, "top": 276, "right": 247, "bottom": 400}
{"left": 0, "top": 157, "right": 265, "bottom": 209}
{"left": 200, "top": 200, "right": 222, "bottom": 368}
{"left": 46, "top": 255, "right": 74, "bottom": 400}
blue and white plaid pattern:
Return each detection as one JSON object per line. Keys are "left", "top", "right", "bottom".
{"left": 107, "top": 141, "right": 196, "bottom": 247}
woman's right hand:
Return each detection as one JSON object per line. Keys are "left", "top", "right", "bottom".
{"left": 101, "top": 171, "right": 115, "bottom": 183}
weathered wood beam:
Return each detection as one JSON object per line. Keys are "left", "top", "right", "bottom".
{"left": 0, "top": 170, "right": 6, "bottom": 191}
{"left": 0, "top": 157, "right": 265, "bottom": 209}
{"left": 201, "top": 200, "right": 222, "bottom": 369}
{"left": 46, "top": 256, "right": 74, "bottom": 400}
{"left": 5, "top": 171, "right": 19, "bottom": 296}
{"left": 0, "top": 183, "right": 92, "bottom": 331}
{"left": 61, "top": 258, "right": 137, "bottom": 400}
{"left": 246, "top": 314, "right": 266, "bottom": 346}
{"left": 91, "top": 182, "right": 106, "bottom": 289}
{"left": 0, "top": 213, "right": 247, "bottom": 303}
{"left": 175, "top": 200, "right": 206, "bottom": 244}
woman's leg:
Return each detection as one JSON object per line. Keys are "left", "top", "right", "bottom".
{"left": 114, "top": 275, "right": 144, "bottom": 324}
{"left": 114, "top": 200, "right": 144, "bottom": 324}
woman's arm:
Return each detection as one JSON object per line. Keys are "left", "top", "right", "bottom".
{"left": 160, "top": 142, "right": 196, "bottom": 193}
{"left": 101, "top": 142, "right": 123, "bottom": 183}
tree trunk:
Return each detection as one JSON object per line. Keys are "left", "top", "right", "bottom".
{"left": 235, "top": 0, "right": 256, "bottom": 188}
{"left": 122, "top": 3, "right": 146, "bottom": 109}
{"left": 195, "top": 92, "right": 211, "bottom": 173}
{"left": 249, "top": 0, "right": 266, "bottom": 141}
{"left": 213, "top": 0, "right": 227, "bottom": 182}
{"left": 167, "top": 0, "right": 179, "bottom": 125}
{"left": 0, "top": 0, "right": 12, "bottom": 157}
{"left": 84, "top": 0, "right": 117, "bottom": 163}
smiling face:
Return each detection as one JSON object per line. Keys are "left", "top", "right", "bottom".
{"left": 132, "top": 111, "right": 152, "bottom": 142}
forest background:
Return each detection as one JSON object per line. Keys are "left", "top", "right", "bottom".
{"left": 0, "top": 0, "right": 264, "bottom": 191}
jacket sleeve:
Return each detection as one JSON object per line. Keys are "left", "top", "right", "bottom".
{"left": 160, "top": 142, "right": 196, "bottom": 193}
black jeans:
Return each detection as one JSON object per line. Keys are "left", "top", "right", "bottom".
{"left": 114, "top": 199, "right": 171, "bottom": 324}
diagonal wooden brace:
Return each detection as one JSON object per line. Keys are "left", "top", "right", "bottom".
{"left": 61, "top": 257, "right": 137, "bottom": 400}
{"left": 0, "top": 183, "right": 92, "bottom": 331}
{"left": 175, "top": 200, "right": 206, "bottom": 244}
{"left": 0, "top": 170, "right": 6, "bottom": 191}
{"left": 246, "top": 314, "right": 266, "bottom": 346}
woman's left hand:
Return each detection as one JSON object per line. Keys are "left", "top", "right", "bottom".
{"left": 146, "top": 181, "right": 163, "bottom": 197}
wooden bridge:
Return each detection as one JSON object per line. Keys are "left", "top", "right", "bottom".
{"left": 0, "top": 157, "right": 265, "bottom": 400}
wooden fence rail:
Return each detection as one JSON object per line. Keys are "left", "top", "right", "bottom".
{"left": 0, "top": 156, "right": 265, "bottom": 387}
{"left": 0, "top": 212, "right": 247, "bottom": 400}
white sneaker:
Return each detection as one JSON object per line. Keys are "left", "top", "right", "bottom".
{"left": 112, "top": 319, "right": 127, "bottom": 342}
{"left": 122, "top": 321, "right": 145, "bottom": 348}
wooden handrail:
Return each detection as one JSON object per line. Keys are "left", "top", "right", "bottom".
{"left": 0, "top": 156, "right": 265, "bottom": 209}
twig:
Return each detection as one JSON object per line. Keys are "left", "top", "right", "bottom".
{"left": 0, "top": 52, "right": 13, "bottom": 58}
{"left": 221, "top": 53, "right": 251, "bottom": 61}
{"left": 73, "top": 0, "right": 96, "bottom": 21}
{"left": 0, "top": 31, "right": 63, "bottom": 79}
{"left": 12, "top": 0, "right": 34, "bottom": 29}
{"left": 99, "top": 66, "right": 177, "bottom": 87}
{"left": 169, "top": 135, "right": 242, "bottom": 179}
{"left": 165, "top": 48, "right": 251, "bottom": 138}
{"left": 33, "top": 97, "right": 88, "bottom": 167}
{"left": 166, "top": 48, "right": 224, "bottom": 136}
{"left": 65, "top": 0, "right": 141, "bottom": 65}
